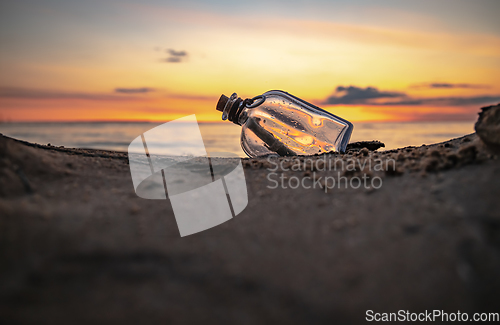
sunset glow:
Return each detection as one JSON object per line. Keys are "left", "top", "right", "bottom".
{"left": 1, "top": 0, "right": 499, "bottom": 122}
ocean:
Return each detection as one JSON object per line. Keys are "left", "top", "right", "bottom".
{"left": 0, "top": 121, "right": 475, "bottom": 157}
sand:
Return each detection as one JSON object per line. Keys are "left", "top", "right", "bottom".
{"left": 1, "top": 110, "right": 499, "bottom": 324}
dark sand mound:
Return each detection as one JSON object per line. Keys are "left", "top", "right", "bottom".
{"left": 1, "top": 108, "right": 499, "bottom": 324}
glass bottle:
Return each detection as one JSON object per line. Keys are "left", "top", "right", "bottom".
{"left": 216, "top": 90, "right": 353, "bottom": 157}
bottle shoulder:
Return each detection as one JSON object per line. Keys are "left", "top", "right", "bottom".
{"left": 263, "top": 90, "right": 351, "bottom": 127}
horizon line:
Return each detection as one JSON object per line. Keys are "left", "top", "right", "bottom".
{"left": 0, "top": 118, "right": 478, "bottom": 124}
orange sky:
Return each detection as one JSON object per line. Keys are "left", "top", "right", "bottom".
{"left": 1, "top": 0, "right": 499, "bottom": 123}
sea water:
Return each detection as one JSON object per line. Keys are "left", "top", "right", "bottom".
{"left": 0, "top": 121, "right": 474, "bottom": 157}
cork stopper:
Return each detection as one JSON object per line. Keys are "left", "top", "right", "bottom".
{"left": 216, "top": 94, "right": 229, "bottom": 112}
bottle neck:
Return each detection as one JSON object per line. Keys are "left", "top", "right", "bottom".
{"left": 219, "top": 93, "right": 247, "bottom": 126}
{"left": 237, "top": 106, "right": 249, "bottom": 125}
{"left": 216, "top": 92, "right": 264, "bottom": 126}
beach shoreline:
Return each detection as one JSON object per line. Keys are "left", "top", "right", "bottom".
{"left": 1, "top": 118, "right": 499, "bottom": 323}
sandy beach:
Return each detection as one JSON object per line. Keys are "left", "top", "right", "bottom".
{"left": 1, "top": 106, "right": 499, "bottom": 324}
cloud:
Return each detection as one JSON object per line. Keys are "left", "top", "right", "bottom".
{"left": 411, "top": 83, "right": 489, "bottom": 89}
{"left": 386, "top": 96, "right": 500, "bottom": 106}
{"left": 162, "top": 49, "right": 188, "bottom": 63}
{"left": 322, "top": 85, "right": 500, "bottom": 107}
{"left": 115, "top": 87, "right": 155, "bottom": 94}
{"left": 0, "top": 87, "right": 141, "bottom": 101}
{"left": 167, "top": 49, "right": 187, "bottom": 57}
{"left": 164, "top": 57, "right": 182, "bottom": 63}
{"left": 323, "top": 86, "right": 407, "bottom": 105}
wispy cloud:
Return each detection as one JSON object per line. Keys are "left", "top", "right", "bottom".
{"left": 0, "top": 87, "right": 141, "bottom": 101}
{"left": 321, "top": 85, "right": 500, "bottom": 107}
{"left": 131, "top": 5, "right": 500, "bottom": 57}
{"left": 379, "top": 96, "right": 500, "bottom": 106}
{"left": 411, "top": 82, "right": 489, "bottom": 89}
{"left": 162, "top": 49, "right": 188, "bottom": 63}
{"left": 115, "top": 87, "right": 155, "bottom": 94}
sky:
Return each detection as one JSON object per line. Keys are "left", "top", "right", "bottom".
{"left": 0, "top": 0, "right": 499, "bottom": 122}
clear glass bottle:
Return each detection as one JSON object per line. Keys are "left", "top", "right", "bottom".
{"left": 216, "top": 90, "right": 353, "bottom": 157}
